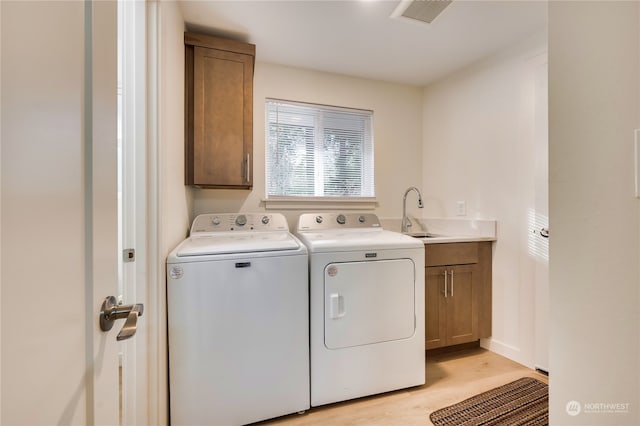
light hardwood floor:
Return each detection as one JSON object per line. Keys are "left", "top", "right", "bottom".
{"left": 257, "top": 347, "right": 548, "bottom": 426}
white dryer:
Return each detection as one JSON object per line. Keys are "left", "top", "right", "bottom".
{"left": 295, "top": 213, "right": 425, "bottom": 407}
{"left": 167, "top": 213, "right": 309, "bottom": 426}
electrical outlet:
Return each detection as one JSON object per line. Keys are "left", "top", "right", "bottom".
{"left": 456, "top": 201, "right": 466, "bottom": 216}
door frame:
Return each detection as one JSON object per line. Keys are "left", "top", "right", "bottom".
{"left": 1, "top": 0, "right": 4, "bottom": 418}
{"left": 144, "top": 1, "right": 166, "bottom": 424}
{"left": 122, "top": 1, "right": 179, "bottom": 422}
{"left": 118, "top": 0, "right": 165, "bottom": 423}
{"left": 118, "top": 0, "right": 154, "bottom": 423}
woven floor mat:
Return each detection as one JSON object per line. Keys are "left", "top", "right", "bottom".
{"left": 429, "top": 377, "right": 548, "bottom": 426}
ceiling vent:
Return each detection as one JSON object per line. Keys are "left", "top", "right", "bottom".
{"left": 391, "top": 0, "right": 453, "bottom": 25}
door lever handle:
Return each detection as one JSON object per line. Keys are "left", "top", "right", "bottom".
{"left": 99, "top": 296, "right": 144, "bottom": 341}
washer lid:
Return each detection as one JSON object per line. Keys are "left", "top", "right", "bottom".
{"left": 296, "top": 228, "right": 423, "bottom": 252}
{"left": 176, "top": 232, "right": 301, "bottom": 257}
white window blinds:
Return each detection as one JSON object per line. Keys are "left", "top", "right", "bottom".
{"left": 265, "top": 99, "right": 375, "bottom": 199}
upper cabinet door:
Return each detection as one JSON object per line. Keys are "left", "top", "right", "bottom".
{"left": 185, "top": 33, "right": 255, "bottom": 188}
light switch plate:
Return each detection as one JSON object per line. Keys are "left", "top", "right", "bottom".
{"left": 456, "top": 200, "right": 466, "bottom": 216}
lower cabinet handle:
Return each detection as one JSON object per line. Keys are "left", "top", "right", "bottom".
{"left": 450, "top": 269, "right": 454, "bottom": 297}
{"left": 444, "top": 270, "right": 448, "bottom": 298}
{"left": 245, "top": 154, "right": 250, "bottom": 183}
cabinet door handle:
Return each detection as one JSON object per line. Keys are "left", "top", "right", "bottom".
{"left": 443, "top": 270, "right": 448, "bottom": 298}
{"left": 245, "top": 154, "right": 251, "bottom": 183}
{"left": 450, "top": 269, "right": 454, "bottom": 297}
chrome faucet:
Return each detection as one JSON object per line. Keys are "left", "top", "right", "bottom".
{"left": 401, "top": 186, "right": 424, "bottom": 233}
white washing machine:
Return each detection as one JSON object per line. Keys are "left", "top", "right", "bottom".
{"left": 166, "top": 213, "right": 309, "bottom": 426}
{"left": 295, "top": 213, "right": 425, "bottom": 407}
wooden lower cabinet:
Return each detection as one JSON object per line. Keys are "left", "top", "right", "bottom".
{"left": 425, "top": 242, "right": 492, "bottom": 350}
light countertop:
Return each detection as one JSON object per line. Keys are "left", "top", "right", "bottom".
{"left": 379, "top": 217, "right": 497, "bottom": 245}
{"left": 417, "top": 235, "right": 496, "bottom": 244}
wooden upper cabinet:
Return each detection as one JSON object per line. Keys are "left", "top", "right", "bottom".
{"left": 185, "top": 32, "right": 255, "bottom": 188}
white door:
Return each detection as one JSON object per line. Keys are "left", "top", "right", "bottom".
{"left": 1, "top": 1, "right": 134, "bottom": 424}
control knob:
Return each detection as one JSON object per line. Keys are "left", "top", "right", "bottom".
{"left": 315, "top": 216, "right": 323, "bottom": 224}
{"left": 235, "top": 215, "right": 247, "bottom": 226}
{"left": 261, "top": 216, "right": 270, "bottom": 225}
{"left": 211, "top": 217, "right": 221, "bottom": 226}
{"left": 336, "top": 214, "right": 346, "bottom": 225}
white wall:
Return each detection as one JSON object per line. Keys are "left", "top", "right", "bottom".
{"left": 192, "top": 62, "right": 423, "bottom": 225}
{"left": 160, "top": 2, "right": 192, "bottom": 249}
{"left": 549, "top": 2, "right": 639, "bottom": 424}
{"left": 157, "top": 1, "right": 191, "bottom": 424}
{"left": 421, "top": 31, "right": 547, "bottom": 367}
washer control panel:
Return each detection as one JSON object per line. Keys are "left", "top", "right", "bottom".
{"left": 297, "top": 213, "right": 381, "bottom": 231}
{"left": 190, "top": 213, "right": 289, "bottom": 234}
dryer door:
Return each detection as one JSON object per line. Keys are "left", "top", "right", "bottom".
{"left": 324, "top": 259, "right": 415, "bottom": 349}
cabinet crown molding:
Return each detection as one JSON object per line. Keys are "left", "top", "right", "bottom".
{"left": 185, "top": 32, "right": 256, "bottom": 57}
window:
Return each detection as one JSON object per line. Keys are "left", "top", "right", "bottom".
{"left": 265, "top": 99, "right": 375, "bottom": 200}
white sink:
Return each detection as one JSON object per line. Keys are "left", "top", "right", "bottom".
{"left": 404, "top": 232, "right": 446, "bottom": 239}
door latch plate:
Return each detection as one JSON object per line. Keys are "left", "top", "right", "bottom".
{"left": 123, "top": 248, "right": 135, "bottom": 263}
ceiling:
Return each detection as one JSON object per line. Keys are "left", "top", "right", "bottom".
{"left": 179, "top": 0, "right": 548, "bottom": 87}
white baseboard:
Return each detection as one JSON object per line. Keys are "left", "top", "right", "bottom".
{"left": 481, "top": 338, "right": 533, "bottom": 369}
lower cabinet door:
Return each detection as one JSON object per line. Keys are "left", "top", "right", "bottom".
{"left": 425, "top": 264, "right": 479, "bottom": 350}
{"left": 446, "top": 264, "right": 478, "bottom": 346}
{"left": 425, "top": 266, "right": 447, "bottom": 349}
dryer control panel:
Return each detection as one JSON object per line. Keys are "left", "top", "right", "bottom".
{"left": 190, "top": 213, "right": 289, "bottom": 234}
{"left": 297, "top": 213, "right": 381, "bottom": 231}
